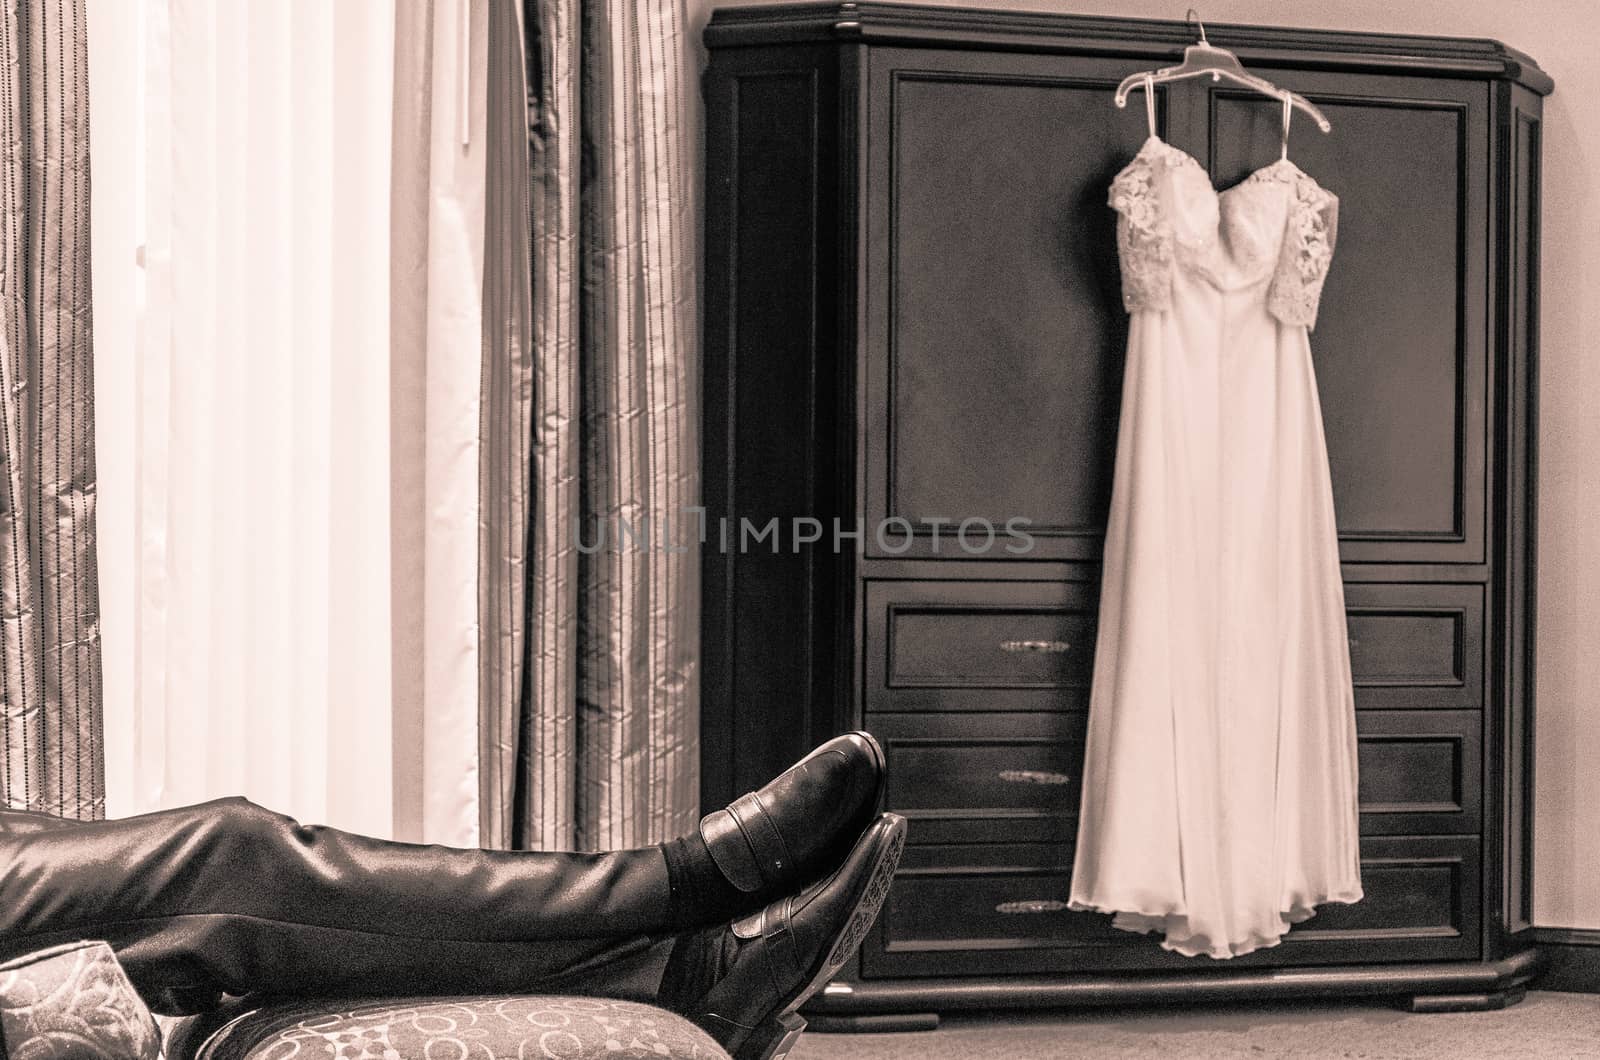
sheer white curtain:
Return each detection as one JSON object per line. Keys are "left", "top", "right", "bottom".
{"left": 89, "top": 0, "right": 485, "bottom": 841}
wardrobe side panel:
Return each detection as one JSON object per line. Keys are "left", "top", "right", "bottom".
{"left": 1488, "top": 80, "right": 1542, "bottom": 948}
{"left": 700, "top": 46, "right": 846, "bottom": 809}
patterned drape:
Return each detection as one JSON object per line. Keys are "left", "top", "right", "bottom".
{"left": 480, "top": 0, "right": 699, "bottom": 851}
{"left": 0, "top": 0, "right": 102, "bottom": 820}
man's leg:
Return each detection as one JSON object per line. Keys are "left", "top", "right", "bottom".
{"left": 0, "top": 796, "right": 681, "bottom": 1010}
{"left": 161, "top": 814, "right": 910, "bottom": 1060}
{"left": 0, "top": 733, "right": 886, "bottom": 1014}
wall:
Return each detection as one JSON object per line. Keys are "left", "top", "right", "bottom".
{"left": 687, "top": 0, "right": 1600, "bottom": 931}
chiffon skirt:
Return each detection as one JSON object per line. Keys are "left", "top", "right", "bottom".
{"left": 1067, "top": 285, "right": 1364, "bottom": 959}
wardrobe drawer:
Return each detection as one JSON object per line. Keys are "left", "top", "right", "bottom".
{"left": 1357, "top": 710, "right": 1481, "bottom": 835}
{"left": 865, "top": 579, "right": 1098, "bottom": 713}
{"left": 863, "top": 580, "right": 1482, "bottom": 714}
{"left": 871, "top": 712, "right": 1086, "bottom": 846}
{"left": 1345, "top": 583, "right": 1483, "bottom": 711}
{"left": 1282, "top": 835, "right": 1481, "bottom": 963}
{"left": 861, "top": 841, "right": 1138, "bottom": 979}
{"left": 860, "top": 834, "right": 1481, "bottom": 979}
{"left": 869, "top": 709, "right": 1479, "bottom": 844}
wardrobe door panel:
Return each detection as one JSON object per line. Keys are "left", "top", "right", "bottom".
{"left": 863, "top": 49, "right": 1152, "bottom": 562}
{"left": 1206, "top": 74, "right": 1488, "bottom": 565}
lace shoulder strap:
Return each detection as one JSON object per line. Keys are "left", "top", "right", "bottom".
{"left": 1108, "top": 155, "right": 1173, "bottom": 313}
{"left": 1267, "top": 170, "right": 1339, "bottom": 330}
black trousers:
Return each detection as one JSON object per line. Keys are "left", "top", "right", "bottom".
{"left": 0, "top": 798, "right": 678, "bottom": 1015}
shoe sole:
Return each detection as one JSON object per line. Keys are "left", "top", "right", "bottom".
{"left": 735, "top": 814, "right": 907, "bottom": 1060}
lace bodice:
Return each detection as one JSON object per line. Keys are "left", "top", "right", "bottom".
{"left": 1109, "top": 136, "right": 1339, "bottom": 329}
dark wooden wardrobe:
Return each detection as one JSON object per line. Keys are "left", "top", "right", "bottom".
{"left": 699, "top": 2, "right": 1550, "bottom": 1017}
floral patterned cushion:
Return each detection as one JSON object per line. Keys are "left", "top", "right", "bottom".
{"left": 0, "top": 940, "right": 165, "bottom": 1059}
{"left": 166, "top": 995, "right": 731, "bottom": 1059}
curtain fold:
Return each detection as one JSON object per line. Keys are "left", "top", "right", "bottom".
{"left": 480, "top": 0, "right": 700, "bottom": 852}
{"left": 478, "top": 0, "right": 536, "bottom": 849}
{"left": 0, "top": 0, "right": 103, "bottom": 820}
{"left": 390, "top": 0, "right": 490, "bottom": 847}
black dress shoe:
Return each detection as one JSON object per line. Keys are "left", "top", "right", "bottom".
{"left": 672, "top": 813, "right": 907, "bottom": 1060}
{"left": 700, "top": 731, "right": 885, "bottom": 902}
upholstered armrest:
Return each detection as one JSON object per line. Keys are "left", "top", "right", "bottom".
{"left": 0, "top": 940, "right": 165, "bottom": 1059}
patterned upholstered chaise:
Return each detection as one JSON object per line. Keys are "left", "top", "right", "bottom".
{"left": 0, "top": 939, "right": 732, "bottom": 1059}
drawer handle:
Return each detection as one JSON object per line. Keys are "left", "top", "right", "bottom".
{"left": 996, "top": 900, "right": 1071, "bottom": 915}
{"left": 999, "top": 639, "right": 1071, "bottom": 654}
{"left": 998, "top": 769, "right": 1072, "bottom": 786}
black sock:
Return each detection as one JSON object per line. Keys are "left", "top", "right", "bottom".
{"left": 661, "top": 833, "right": 747, "bottom": 929}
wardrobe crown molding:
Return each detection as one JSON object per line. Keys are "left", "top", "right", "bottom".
{"left": 703, "top": 1, "right": 1553, "bottom": 96}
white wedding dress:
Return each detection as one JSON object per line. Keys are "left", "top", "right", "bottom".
{"left": 1067, "top": 102, "right": 1364, "bottom": 959}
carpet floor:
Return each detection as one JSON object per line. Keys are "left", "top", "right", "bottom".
{"left": 790, "top": 991, "right": 1600, "bottom": 1059}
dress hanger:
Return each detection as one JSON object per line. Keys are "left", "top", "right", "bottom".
{"left": 1114, "top": 10, "right": 1332, "bottom": 134}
